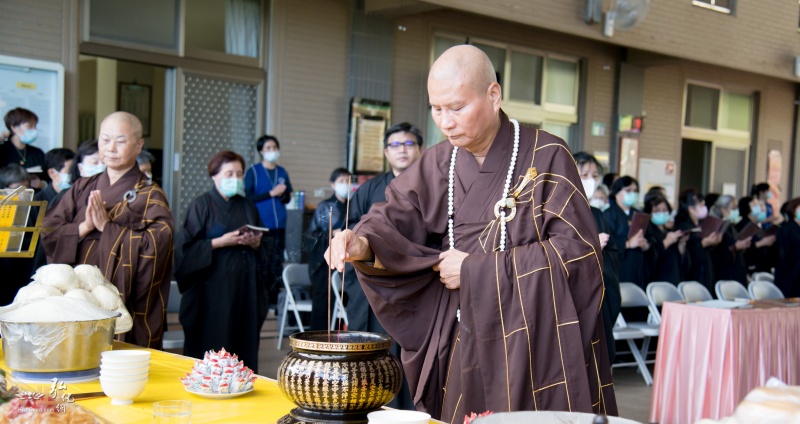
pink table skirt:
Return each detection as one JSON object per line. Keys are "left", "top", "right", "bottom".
{"left": 649, "top": 302, "right": 800, "bottom": 424}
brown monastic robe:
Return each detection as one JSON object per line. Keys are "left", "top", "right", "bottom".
{"left": 42, "top": 167, "right": 174, "bottom": 349}
{"left": 352, "top": 112, "right": 617, "bottom": 422}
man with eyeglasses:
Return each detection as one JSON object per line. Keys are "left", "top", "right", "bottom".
{"left": 344, "top": 122, "right": 422, "bottom": 410}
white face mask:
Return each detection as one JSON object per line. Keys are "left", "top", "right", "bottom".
{"left": 590, "top": 198, "right": 607, "bottom": 211}
{"left": 262, "top": 151, "right": 280, "bottom": 162}
{"left": 81, "top": 163, "right": 106, "bottom": 177}
{"left": 581, "top": 178, "right": 596, "bottom": 199}
{"left": 334, "top": 182, "right": 350, "bottom": 199}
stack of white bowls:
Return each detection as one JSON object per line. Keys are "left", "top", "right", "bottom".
{"left": 99, "top": 350, "right": 151, "bottom": 405}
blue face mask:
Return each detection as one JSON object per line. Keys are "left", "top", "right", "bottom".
{"left": 751, "top": 204, "right": 766, "bottom": 222}
{"left": 219, "top": 178, "right": 244, "bottom": 198}
{"left": 767, "top": 192, "right": 774, "bottom": 200}
{"left": 727, "top": 208, "right": 740, "bottom": 222}
{"left": 796, "top": 209, "right": 800, "bottom": 221}
{"left": 622, "top": 191, "right": 638, "bottom": 207}
{"left": 651, "top": 211, "right": 670, "bottom": 226}
{"left": 57, "top": 172, "right": 71, "bottom": 190}
{"left": 19, "top": 129, "right": 37, "bottom": 144}
{"left": 82, "top": 163, "right": 106, "bottom": 177}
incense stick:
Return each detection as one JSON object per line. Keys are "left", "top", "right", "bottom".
{"left": 327, "top": 207, "right": 333, "bottom": 342}
{"left": 338, "top": 178, "right": 353, "bottom": 339}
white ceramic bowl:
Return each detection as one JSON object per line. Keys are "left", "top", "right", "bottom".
{"left": 367, "top": 410, "right": 431, "bottom": 424}
{"left": 100, "top": 359, "right": 150, "bottom": 369}
{"left": 98, "top": 373, "right": 149, "bottom": 382}
{"left": 100, "top": 350, "right": 151, "bottom": 363}
{"left": 99, "top": 365, "right": 150, "bottom": 376}
{"left": 99, "top": 377, "right": 148, "bottom": 405}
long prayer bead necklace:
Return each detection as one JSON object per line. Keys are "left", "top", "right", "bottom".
{"left": 447, "top": 118, "right": 520, "bottom": 252}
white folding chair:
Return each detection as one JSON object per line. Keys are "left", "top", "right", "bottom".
{"left": 619, "top": 283, "right": 660, "bottom": 336}
{"left": 678, "top": 281, "right": 713, "bottom": 302}
{"left": 618, "top": 282, "right": 659, "bottom": 366}
{"left": 612, "top": 315, "right": 653, "bottom": 386}
{"left": 715, "top": 280, "right": 750, "bottom": 301}
{"left": 277, "top": 263, "right": 313, "bottom": 350}
{"left": 162, "top": 281, "right": 184, "bottom": 350}
{"left": 330, "top": 271, "right": 349, "bottom": 330}
{"left": 751, "top": 272, "right": 775, "bottom": 284}
{"left": 749, "top": 280, "right": 784, "bottom": 300}
{"left": 646, "top": 282, "right": 685, "bottom": 325}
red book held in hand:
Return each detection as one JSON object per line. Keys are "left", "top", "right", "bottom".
{"left": 700, "top": 215, "right": 725, "bottom": 239}
{"left": 628, "top": 211, "right": 651, "bottom": 239}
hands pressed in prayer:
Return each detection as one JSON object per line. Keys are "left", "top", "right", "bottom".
{"left": 598, "top": 233, "right": 609, "bottom": 249}
{"left": 325, "top": 229, "right": 373, "bottom": 273}
{"left": 433, "top": 249, "right": 469, "bottom": 290}
{"left": 89, "top": 191, "right": 109, "bottom": 232}
{"left": 79, "top": 196, "right": 96, "bottom": 237}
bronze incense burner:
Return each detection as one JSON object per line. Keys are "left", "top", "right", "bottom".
{"left": 277, "top": 331, "right": 403, "bottom": 424}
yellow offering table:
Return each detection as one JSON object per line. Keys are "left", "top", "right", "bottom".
{"left": 1, "top": 341, "right": 296, "bottom": 423}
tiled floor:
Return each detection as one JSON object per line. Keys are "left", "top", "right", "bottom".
{"left": 170, "top": 313, "right": 654, "bottom": 423}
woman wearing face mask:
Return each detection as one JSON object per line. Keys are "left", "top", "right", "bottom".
{"left": 591, "top": 185, "right": 611, "bottom": 212}
{"left": 305, "top": 168, "right": 351, "bottom": 331}
{"left": 572, "top": 152, "right": 620, "bottom": 361}
{"left": 70, "top": 139, "right": 105, "bottom": 182}
{"left": 751, "top": 183, "right": 781, "bottom": 227}
{"left": 604, "top": 176, "right": 652, "bottom": 289}
{"left": 174, "top": 150, "right": 268, "bottom": 372}
{"left": 245, "top": 135, "right": 293, "bottom": 311}
{"left": 1, "top": 108, "right": 46, "bottom": 189}
{"left": 775, "top": 198, "right": 800, "bottom": 297}
{"left": 709, "top": 195, "right": 750, "bottom": 285}
{"left": 737, "top": 196, "right": 778, "bottom": 275}
{"left": 674, "top": 189, "right": 721, "bottom": 292}
{"left": 644, "top": 193, "right": 685, "bottom": 285}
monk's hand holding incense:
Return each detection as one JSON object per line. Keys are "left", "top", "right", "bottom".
{"left": 90, "top": 191, "right": 109, "bottom": 232}
{"left": 433, "top": 249, "right": 469, "bottom": 290}
{"left": 326, "top": 229, "right": 372, "bottom": 273}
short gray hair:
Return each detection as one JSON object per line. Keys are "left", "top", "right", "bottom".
{"left": 710, "top": 194, "right": 735, "bottom": 218}
{"left": 137, "top": 150, "right": 155, "bottom": 165}
{"left": 0, "top": 164, "right": 29, "bottom": 188}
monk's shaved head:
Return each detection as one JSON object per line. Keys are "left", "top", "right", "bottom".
{"left": 98, "top": 111, "right": 145, "bottom": 171}
{"left": 429, "top": 45, "right": 497, "bottom": 94}
{"left": 101, "top": 111, "right": 143, "bottom": 141}
{"left": 427, "top": 45, "right": 503, "bottom": 156}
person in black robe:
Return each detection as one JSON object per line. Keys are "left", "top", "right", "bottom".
{"left": 174, "top": 151, "right": 268, "bottom": 372}
{"left": 0, "top": 164, "right": 32, "bottom": 305}
{"left": 709, "top": 195, "right": 750, "bottom": 284}
{"left": 1, "top": 108, "right": 46, "bottom": 191}
{"left": 604, "top": 176, "right": 652, "bottom": 289}
{"left": 573, "top": 152, "right": 621, "bottom": 361}
{"left": 775, "top": 198, "right": 800, "bottom": 297}
{"left": 346, "top": 123, "right": 423, "bottom": 333}
{"left": 737, "top": 196, "right": 778, "bottom": 275}
{"left": 29, "top": 148, "right": 74, "bottom": 272}
{"left": 643, "top": 193, "right": 686, "bottom": 285}
{"left": 305, "top": 168, "right": 350, "bottom": 331}
{"left": 344, "top": 123, "right": 422, "bottom": 410}
{"left": 674, "top": 189, "right": 721, "bottom": 293}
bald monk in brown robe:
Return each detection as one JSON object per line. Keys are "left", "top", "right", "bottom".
{"left": 42, "top": 112, "right": 174, "bottom": 349}
{"left": 327, "top": 45, "right": 617, "bottom": 422}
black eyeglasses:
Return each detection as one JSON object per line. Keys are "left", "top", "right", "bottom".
{"left": 386, "top": 140, "right": 418, "bottom": 149}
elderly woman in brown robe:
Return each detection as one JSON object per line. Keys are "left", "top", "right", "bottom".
{"left": 42, "top": 112, "right": 174, "bottom": 349}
